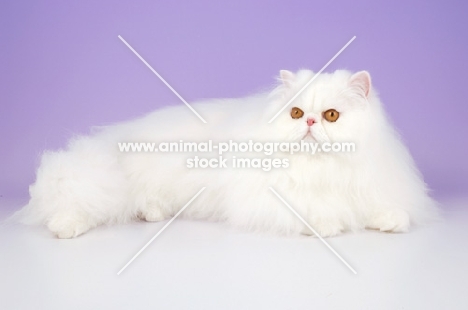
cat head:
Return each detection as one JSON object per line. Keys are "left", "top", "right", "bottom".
{"left": 267, "top": 69, "right": 375, "bottom": 146}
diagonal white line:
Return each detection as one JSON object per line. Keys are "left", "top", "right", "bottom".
{"left": 268, "top": 36, "right": 356, "bottom": 123}
{"left": 117, "top": 187, "right": 206, "bottom": 275}
{"left": 269, "top": 187, "right": 357, "bottom": 274}
{"left": 118, "top": 35, "right": 207, "bottom": 124}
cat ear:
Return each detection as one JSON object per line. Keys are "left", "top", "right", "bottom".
{"left": 279, "top": 70, "right": 296, "bottom": 87}
{"left": 349, "top": 71, "right": 371, "bottom": 98}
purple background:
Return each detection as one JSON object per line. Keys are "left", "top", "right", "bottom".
{"left": 1, "top": 0, "right": 467, "bottom": 202}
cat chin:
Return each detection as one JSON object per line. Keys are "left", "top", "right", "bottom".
{"left": 298, "top": 131, "right": 322, "bottom": 143}
{"left": 302, "top": 132, "right": 315, "bottom": 141}
{"left": 301, "top": 135, "right": 329, "bottom": 144}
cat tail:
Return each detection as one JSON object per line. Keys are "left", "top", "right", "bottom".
{"left": 412, "top": 195, "right": 443, "bottom": 227}
{"left": 2, "top": 200, "right": 45, "bottom": 227}
{"left": 0, "top": 203, "right": 31, "bottom": 233}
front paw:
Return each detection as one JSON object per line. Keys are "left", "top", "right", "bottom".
{"left": 301, "top": 219, "right": 344, "bottom": 237}
{"left": 367, "top": 209, "right": 410, "bottom": 233}
{"left": 138, "top": 207, "right": 166, "bottom": 222}
{"left": 47, "top": 214, "right": 91, "bottom": 238}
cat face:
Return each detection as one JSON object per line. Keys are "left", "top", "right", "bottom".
{"left": 268, "top": 69, "right": 372, "bottom": 145}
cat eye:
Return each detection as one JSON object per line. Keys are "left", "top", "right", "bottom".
{"left": 323, "top": 109, "right": 339, "bottom": 122}
{"left": 290, "top": 107, "right": 304, "bottom": 119}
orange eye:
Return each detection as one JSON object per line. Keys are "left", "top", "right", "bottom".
{"left": 290, "top": 107, "right": 304, "bottom": 119}
{"left": 323, "top": 109, "right": 340, "bottom": 122}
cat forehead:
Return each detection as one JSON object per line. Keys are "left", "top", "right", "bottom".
{"left": 285, "top": 70, "right": 354, "bottom": 109}
{"left": 299, "top": 83, "right": 345, "bottom": 106}
{"left": 297, "top": 73, "right": 349, "bottom": 94}
{"left": 297, "top": 92, "right": 352, "bottom": 117}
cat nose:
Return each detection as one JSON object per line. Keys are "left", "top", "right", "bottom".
{"left": 307, "top": 118, "right": 315, "bottom": 126}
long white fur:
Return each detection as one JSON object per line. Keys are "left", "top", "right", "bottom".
{"left": 16, "top": 69, "right": 438, "bottom": 238}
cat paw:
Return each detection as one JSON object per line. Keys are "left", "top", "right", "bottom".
{"left": 47, "top": 215, "right": 91, "bottom": 239}
{"left": 139, "top": 208, "right": 166, "bottom": 222}
{"left": 301, "top": 220, "right": 344, "bottom": 237}
{"left": 367, "top": 209, "right": 410, "bottom": 233}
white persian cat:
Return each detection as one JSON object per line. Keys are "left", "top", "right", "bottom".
{"left": 16, "top": 69, "right": 438, "bottom": 238}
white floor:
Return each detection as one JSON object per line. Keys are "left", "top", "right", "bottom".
{"left": 0, "top": 198, "right": 467, "bottom": 310}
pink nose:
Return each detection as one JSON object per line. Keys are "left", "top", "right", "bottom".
{"left": 307, "top": 118, "right": 315, "bottom": 126}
